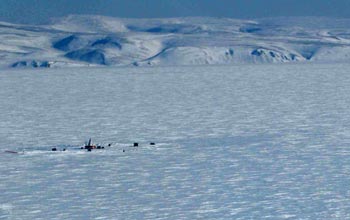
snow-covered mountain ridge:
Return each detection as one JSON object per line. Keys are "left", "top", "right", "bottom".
{"left": 2, "top": 15, "right": 350, "bottom": 68}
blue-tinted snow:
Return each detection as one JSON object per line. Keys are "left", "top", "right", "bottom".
{"left": 1, "top": 64, "right": 350, "bottom": 219}
{"left": 4, "top": 16, "right": 350, "bottom": 68}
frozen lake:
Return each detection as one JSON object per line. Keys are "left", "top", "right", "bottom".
{"left": 1, "top": 64, "right": 350, "bottom": 219}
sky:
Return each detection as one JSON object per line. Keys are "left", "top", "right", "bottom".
{"left": 1, "top": 0, "right": 350, "bottom": 24}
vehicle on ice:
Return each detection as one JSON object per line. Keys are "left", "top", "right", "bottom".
{"left": 82, "top": 138, "right": 104, "bottom": 151}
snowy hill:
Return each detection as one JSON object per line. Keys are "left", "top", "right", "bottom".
{"left": 2, "top": 15, "right": 350, "bottom": 68}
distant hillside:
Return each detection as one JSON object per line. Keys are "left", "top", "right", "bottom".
{"left": 2, "top": 15, "right": 350, "bottom": 68}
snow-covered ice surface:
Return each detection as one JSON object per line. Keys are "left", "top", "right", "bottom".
{"left": 1, "top": 64, "right": 350, "bottom": 219}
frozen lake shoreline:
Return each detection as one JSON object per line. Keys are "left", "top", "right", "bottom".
{"left": 1, "top": 64, "right": 350, "bottom": 219}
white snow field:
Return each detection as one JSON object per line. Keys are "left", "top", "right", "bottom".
{"left": 1, "top": 64, "right": 350, "bottom": 219}
{"left": 2, "top": 15, "right": 350, "bottom": 68}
